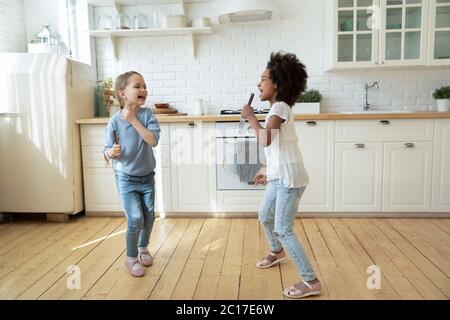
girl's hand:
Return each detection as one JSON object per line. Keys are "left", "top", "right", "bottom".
{"left": 108, "top": 144, "right": 121, "bottom": 159}
{"left": 253, "top": 168, "right": 267, "bottom": 185}
{"left": 121, "top": 108, "right": 137, "bottom": 124}
{"left": 241, "top": 105, "right": 255, "bottom": 119}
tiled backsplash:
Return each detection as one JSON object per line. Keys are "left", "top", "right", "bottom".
{"left": 0, "top": 0, "right": 26, "bottom": 52}
{"left": 94, "top": 0, "right": 450, "bottom": 115}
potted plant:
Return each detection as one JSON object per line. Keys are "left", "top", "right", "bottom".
{"left": 293, "top": 89, "right": 323, "bottom": 114}
{"left": 432, "top": 85, "right": 450, "bottom": 112}
{"left": 96, "top": 78, "right": 119, "bottom": 116}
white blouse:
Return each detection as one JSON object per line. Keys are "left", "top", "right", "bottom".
{"left": 264, "top": 101, "right": 309, "bottom": 188}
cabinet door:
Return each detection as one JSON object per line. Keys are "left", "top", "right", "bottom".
{"left": 333, "top": 0, "right": 380, "bottom": 69}
{"left": 383, "top": 142, "right": 432, "bottom": 212}
{"left": 154, "top": 167, "right": 172, "bottom": 213}
{"left": 335, "top": 142, "right": 383, "bottom": 212}
{"left": 432, "top": 119, "right": 450, "bottom": 212}
{"left": 83, "top": 168, "right": 123, "bottom": 213}
{"left": 296, "top": 120, "right": 334, "bottom": 212}
{"left": 379, "top": 0, "right": 429, "bottom": 66}
{"left": 428, "top": 0, "right": 450, "bottom": 65}
{"left": 170, "top": 122, "right": 217, "bottom": 212}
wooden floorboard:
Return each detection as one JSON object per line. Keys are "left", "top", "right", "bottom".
{"left": 0, "top": 216, "right": 448, "bottom": 300}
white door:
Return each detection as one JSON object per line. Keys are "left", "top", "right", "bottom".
{"left": 379, "top": 0, "right": 429, "bottom": 67}
{"left": 296, "top": 120, "right": 334, "bottom": 212}
{"left": 84, "top": 167, "right": 123, "bottom": 213}
{"left": 170, "top": 122, "right": 217, "bottom": 212}
{"left": 335, "top": 142, "right": 383, "bottom": 212}
{"left": 432, "top": 119, "right": 450, "bottom": 212}
{"left": 154, "top": 167, "right": 172, "bottom": 213}
{"left": 382, "top": 141, "right": 432, "bottom": 212}
{"left": 427, "top": 0, "right": 450, "bottom": 66}
{"left": 331, "top": 0, "right": 380, "bottom": 70}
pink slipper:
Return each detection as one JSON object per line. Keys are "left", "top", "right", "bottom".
{"left": 283, "top": 280, "right": 321, "bottom": 299}
{"left": 125, "top": 259, "right": 145, "bottom": 277}
{"left": 256, "top": 250, "right": 286, "bottom": 269}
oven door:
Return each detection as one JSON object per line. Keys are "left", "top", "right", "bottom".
{"left": 216, "top": 137, "right": 265, "bottom": 190}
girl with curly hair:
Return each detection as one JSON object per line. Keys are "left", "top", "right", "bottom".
{"left": 241, "top": 51, "right": 321, "bottom": 299}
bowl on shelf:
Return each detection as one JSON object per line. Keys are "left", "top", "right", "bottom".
{"left": 154, "top": 103, "right": 170, "bottom": 109}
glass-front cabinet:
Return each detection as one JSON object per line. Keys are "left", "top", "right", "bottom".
{"left": 334, "top": 0, "right": 379, "bottom": 68}
{"left": 428, "top": 0, "right": 450, "bottom": 65}
{"left": 379, "top": 0, "right": 429, "bottom": 66}
{"left": 328, "top": 0, "right": 450, "bottom": 70}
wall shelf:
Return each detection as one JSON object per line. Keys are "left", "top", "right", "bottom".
{"left": 89, "top": 27, "right": 213, "bottom": 59}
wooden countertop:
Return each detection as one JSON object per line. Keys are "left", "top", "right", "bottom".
{"left": 75, "top": 111, "right": 450, "bottom": 124}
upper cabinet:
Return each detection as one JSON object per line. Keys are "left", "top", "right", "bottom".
{"left": 379, "top": 0, "right": 429, "bottom": 67}
{"left": 428, "top": 0, "right": 450, "bottom": 65}
{"left": 329, "top": 0, "right": 380, "bottom": 69}
{"left": 326, "top": 0, "right": 450, "bottom": 70}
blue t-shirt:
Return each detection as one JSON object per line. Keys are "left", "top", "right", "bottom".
{"left": 104, "top": 107, "right": 160, "bottom": 176}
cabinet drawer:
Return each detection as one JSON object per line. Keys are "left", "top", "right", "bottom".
{"left": 81, "top": 125, "right": 107, "bottom": 146}
{"left": 81, "top": 123, "right": 169, "bottom": 147}
{"left": 82, "top": 145, "right": 169, "bottom": 169}
{"left": 335, "top": 119, "right": 434, "bottom": 142}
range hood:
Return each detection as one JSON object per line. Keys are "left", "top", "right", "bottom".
{"left": 218, "top": 0, "right": 278, "bottom": 24}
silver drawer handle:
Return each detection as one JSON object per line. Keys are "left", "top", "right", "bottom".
{"left": 379, "top": 120, "right": 390, "bottom": 125}
{"left": 306, "top": 121, "right": 317, "bottom": 126}
{"left": 404, "top": 143, "right": 415, "bottom": 148}
{"left": 354, "top": 143, "right": 366, "bottom": 149}
{"left": 187, "top": 123, "right": 196, "bottom": 128}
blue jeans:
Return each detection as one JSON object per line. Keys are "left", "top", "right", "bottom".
{"left": 115, "top": 170, "right": 155, "bottom": 258}
{"left": 259, "top": 180, "right": 317, "bottom": 282}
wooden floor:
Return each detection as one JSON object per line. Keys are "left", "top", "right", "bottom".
{"left": 0, "top": 216, "right": 449, "bottom": 300}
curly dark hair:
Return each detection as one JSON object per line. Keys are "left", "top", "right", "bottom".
{"left": 266, "top": 51, "right": 308, "bottom": 106}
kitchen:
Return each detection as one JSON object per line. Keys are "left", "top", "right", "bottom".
{"left": 0, "top": 0, "right": 449, "bottom": 303}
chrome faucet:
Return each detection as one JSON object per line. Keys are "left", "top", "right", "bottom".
{"left": 362, "top": 81, "right": 379, "bottom": 111}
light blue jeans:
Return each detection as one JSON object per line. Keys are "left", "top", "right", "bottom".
{"left": 115, "top": 170, "right": 155, "bottom": 258}
{"left": 259, "top": 180, "right": 317, "bottom": 282}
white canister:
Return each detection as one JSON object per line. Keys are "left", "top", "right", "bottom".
{"left": 437, "top": 99, "right": 450, "bottom": 112}
{"left": 191, "top": 99, "right": 204, "bottom": 115}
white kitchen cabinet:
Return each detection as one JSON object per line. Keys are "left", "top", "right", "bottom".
{"left": 170, "top": 122, "right": 217, "bottom": 212}
{"left": 326, "top": 0, "right": 380, "bottom": 70}
{"left": 428, "top": 0, "right": 450, "bottom": 65}
{"left": 379, "top": 0, "right": 429, "bottom": 67}
{"left": 382, "top": 141, "right": 433, "bottom": 212}
{"left": 326, "top": 0, "right": 449, "bottom": 70}
{"left": 432, "top": 119, "right": 450, "bottom": 212}
{"left": 335, "top": 119, "right": 435, "bottom": 213}
{"left": 296, "top": 120, "right": 335, "bottom": 212}
{"left": 84, "top": 167, "right": 123, "bottom": 213}
{"left": 80, "top": 123, "right": 171, "bottom": 214}
{"left": 335, "top": 142, "right": 383, "bottom": 212}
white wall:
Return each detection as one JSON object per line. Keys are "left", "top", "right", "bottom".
{"left": 23, "top": 0, "right": 70, "bottom": 53}
{"left": 93, "top": 0, "right": 450, "bottom": 114}
{"left": 0, "top": 0, "right": 26, "bottom": 52}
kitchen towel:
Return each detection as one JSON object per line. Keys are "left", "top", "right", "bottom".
{"left": 234, "top": 138, "right": 264, "bottom": 183}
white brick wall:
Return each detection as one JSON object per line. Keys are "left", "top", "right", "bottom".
{"left": 0, "top": 0, "right": 26, "bottom": 52}
{"left": 94, "top": 0, "right": 450, "bottom": 114}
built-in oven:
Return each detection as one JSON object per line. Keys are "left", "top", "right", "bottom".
{"left": 216, "top": 122, "right": 265, "bottom": 190}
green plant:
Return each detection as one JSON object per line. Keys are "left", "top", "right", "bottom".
{"left": 96, "top": 78, "right": 117, "bottom": 112}
{"left": 298, "top": 89, "right": 323, "bottom": 103}
{"left": 432, "top": 85, "right": 450, "bottom": 100}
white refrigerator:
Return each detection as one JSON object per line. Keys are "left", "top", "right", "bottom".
{"left": 0, "top": 53, "right": 94, "bottom": 221}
